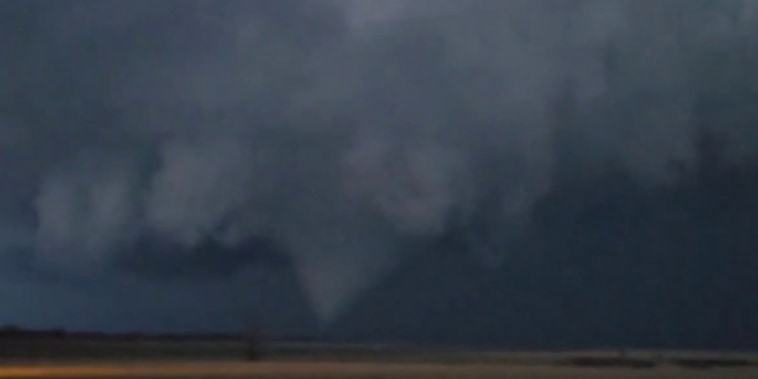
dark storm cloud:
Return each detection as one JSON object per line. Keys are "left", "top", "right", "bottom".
{"left": 116, "top": 234, "right": 289, "bottom": 280}
{"left": 1, "top": 0, "right": 757, "bottom": 328}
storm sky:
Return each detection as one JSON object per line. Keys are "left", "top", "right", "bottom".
{"left": 1, "top": 0, "right": 757, "bottom": 346}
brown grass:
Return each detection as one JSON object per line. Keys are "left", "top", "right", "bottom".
{"left": 1, "top": 340, "right": 757, "bottom": 378}
{"left": 0, "top": 361, "right": 757, "bottom": 379}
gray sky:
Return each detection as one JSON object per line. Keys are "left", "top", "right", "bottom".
{"left": 0, "top": 0, "right": 757, "bottom": 344}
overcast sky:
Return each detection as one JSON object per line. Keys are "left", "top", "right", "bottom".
{"left": 1, "top": 0, "right": 757, "bottom": 345}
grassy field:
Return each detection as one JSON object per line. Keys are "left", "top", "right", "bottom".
{"left": 2, "top": 361, "right": 758, "bottom": 379}
{"left": 1, "top": 338, "right": 757, "bottom": 378}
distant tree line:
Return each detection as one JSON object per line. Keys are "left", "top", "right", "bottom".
{"left": 0, "top": 325, "right": 239, "bottom": 341}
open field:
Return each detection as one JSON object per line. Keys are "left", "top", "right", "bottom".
{"left": 1, "top": 338, "right": 757, "bottom": 378}
{"left": 1, "top": 360, "right": 758, "bottom": 379}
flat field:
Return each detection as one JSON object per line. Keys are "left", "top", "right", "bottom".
{"left": 1, "top": 339, "right": 756, "bottom": 378}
